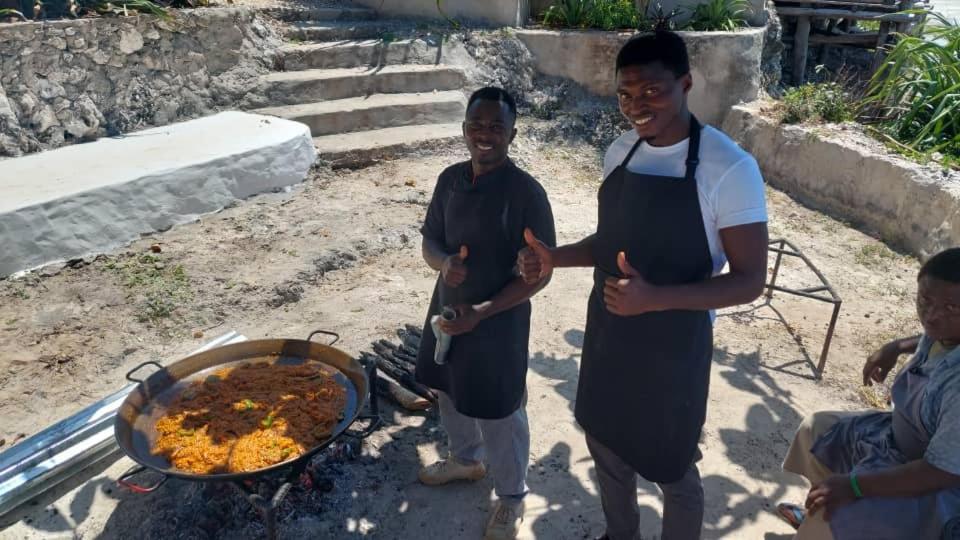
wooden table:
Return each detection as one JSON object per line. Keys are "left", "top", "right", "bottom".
{"left": 775, "top": 0, "right": 928, "bottom": 84}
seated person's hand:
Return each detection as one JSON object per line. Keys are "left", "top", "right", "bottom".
{"left": 806, "top": 474, "right": 858, "bottom": 521}
{"left": 863, "top": 341, "right": 900, "bottom": 386}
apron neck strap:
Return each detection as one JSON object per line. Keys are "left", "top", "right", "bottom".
{"left": 684, "top": 115, "right": 702, "bottom": 182}
{"left": 619, "top": 115, "right": 703, "bottom": 181}
{"left": 620, "top": 134, "right": 645, "bottom": 169}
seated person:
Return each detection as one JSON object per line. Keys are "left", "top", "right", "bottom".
{"left": 779, "top": 247, "right": 960, "bottom": 540}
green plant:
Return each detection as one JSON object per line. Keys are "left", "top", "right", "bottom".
{"left": 855, "top": 244, "right": 898, "bottom": 268}
{"left": 0, "top": 8, "right": 27, "bottom": 19}
{"left": 85, "top": 0, "right": 167, "bottom": 17}
{"left": 637, "top": 2, "right": 682, "bottom": 31}
{"left": 781, "top": 82, "right": 855, "bottom": 124}
{"left": 109, "top": 254, "right": 192, "bottom": 322}
{"left": 862, "top": 12, "right": 960, "bottom": 162}
{"left": 587, "top": 0, "right": 639, "bottom": 30}
{"left": 435, "top": 0, "right": 460, "bottom": 29}
{"left": 543, "top": 0, "right": 594, "bottom": 28}
{"left": 686, "top": 0, "right": 749, "bottom": 31}
{"left": 10, "top": 287, "right": 29, "bottom": 300}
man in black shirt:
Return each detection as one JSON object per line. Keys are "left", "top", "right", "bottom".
{"left": 415, "top": 87, "right": 557, "bottom": 540}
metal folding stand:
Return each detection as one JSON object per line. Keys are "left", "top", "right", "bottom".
{"left": 766, "top": 238, "right": 843, "bottom": 379}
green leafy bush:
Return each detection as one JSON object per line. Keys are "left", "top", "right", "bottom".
{"left": 686, "top": 0, "right": 749, "bottom": 31}
{"left": 543, "top": 0, "right": 639, "bottom": 30}
{"left": 781, "top": 82, "right": 855, "bottom": 124}
{"left": 862, "top": 12, "right": 960, "bottom": 161}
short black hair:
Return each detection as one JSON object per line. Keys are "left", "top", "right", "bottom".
{"left": 616, "top": 31, "right": 690, "bottom": 77}
{"left": 919, "top": 248, "right": 960, "bottom": 283}
{"left": 467, "top": 86, "right": 517, "bottom": 118}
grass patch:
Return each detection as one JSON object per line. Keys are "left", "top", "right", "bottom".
{"left": 106, "top": 253, "right": 192, "bottom": 323}
{"left": 9, "top": 287, "right": 30, "bottom": 300}
{"left": 781, "top": 82, "right": 856, "bottom": 124}
{"left": 854, "top": 244, "right": 899, "bottom": 268}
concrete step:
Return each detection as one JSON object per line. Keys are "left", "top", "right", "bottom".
{"left": 279, "top": 39, "right": 440, "bottom": 70}
{"left": 261, "top": 65, "right": 465, "bottom": 105}
{"left": 315, "top": 123, "right": 462, "bottom": 168}
{"left": 254, "top": 90, "right": 466, "bottom": 137}
{"left": 260, "top": 6, "right": 377, "bottom": 23}
{"left": 0, "top": 112, "right": 316, "bottom": 278}
{"left": 285, "top": 20, "right": 403, "bottom": 42}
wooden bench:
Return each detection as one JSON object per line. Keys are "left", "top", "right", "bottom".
{"left": 775, "top": 0, "right": 929, "bottom": 83}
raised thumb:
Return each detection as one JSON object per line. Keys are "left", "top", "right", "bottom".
{"left": 617, "top": 251, "right": 639, "bottom": 277}
{"left": 459, "top": 245, "right": 468, "bottom": 261}
{"left": 524, "top": 228, "right": 543, "bottom": 251}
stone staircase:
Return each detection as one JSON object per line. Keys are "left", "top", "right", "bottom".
{"left": 252, "top": 5, "right": 467, "bottom": 168}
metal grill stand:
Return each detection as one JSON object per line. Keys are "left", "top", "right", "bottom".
{"left": 233, "top": 359, "right": 382, "bottom": 540}
{"left": 766, "top": 238, "right": 843, "bottom": 378}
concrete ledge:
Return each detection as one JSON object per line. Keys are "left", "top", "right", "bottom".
{"left": 515, "top": 28, "right": 764, "bottom": 126}
{"left": 722, "top": 101, "right": 960, "bottom": 258}
{"left": 0, "top": 111, "right": 316, "bottom": 277}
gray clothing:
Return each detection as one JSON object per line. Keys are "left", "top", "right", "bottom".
{"left": 811, "top": 336, "right": 960, "bottom": 539}
{"left": 438, "top": 391, "right": 529, "bottom": 499}
{"left": 586, "top": 433, "right": 704, "bottom": 540}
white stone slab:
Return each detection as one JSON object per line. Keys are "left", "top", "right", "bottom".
{"left": 0, "top": 111, "right": 316, "bottom": 277}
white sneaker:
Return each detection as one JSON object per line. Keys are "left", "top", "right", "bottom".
{"left": 418, "top": 458, "right": 486, "bottom": 486}
{"left": 483, "top": 498, "right": 525, "bottom": 540}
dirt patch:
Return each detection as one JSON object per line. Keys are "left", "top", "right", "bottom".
{"left": 0, "top": 127, "right": 921, "bottom": 539}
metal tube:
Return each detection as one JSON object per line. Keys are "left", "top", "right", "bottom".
{"left": 767, "top": 239, "right": 786, "bottom": 299}
{"left": 0, "top": 331, "right": 246, "bottom": 518}
{"left": 0, "top": 387, "right": 132, "bottom": 480}
{"left": 780, "top": 239, "right": 842, "bottom": 302}
{"left": 817, "top": 301, "right": 843, "bottom": 378}
{"left": 765, "top": 284, "right": 837, "bottom": 303}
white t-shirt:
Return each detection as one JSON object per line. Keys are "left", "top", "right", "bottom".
{"left": 603, "top": 125, "right": 768, "bottom": 277}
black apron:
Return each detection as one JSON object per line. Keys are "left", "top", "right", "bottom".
{"left": 416, "top": 162, "right": 531, "bottom": 420}
{"left": 575, "top": 116, "right": 714, "bottom": 484}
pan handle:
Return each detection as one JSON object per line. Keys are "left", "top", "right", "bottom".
{"left": 125, "top": 361, "right": 164, "bottom": 383}
{"left": 307, "top": 330, "right": 340, "bottom": 346}
{"left": 117, "top": 464, "right": 168, "bottom": 494}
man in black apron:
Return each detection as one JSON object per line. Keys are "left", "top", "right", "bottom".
{"left": 415, "top": 87, "right": 556, "bottom": 540}
{"left": 518, "top": 32, "right": 769, "bottom": 540}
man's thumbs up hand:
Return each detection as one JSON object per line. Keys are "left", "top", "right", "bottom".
{"left": 517, "top": 228, "right": 553, "bottom": 284}
{"left": 604, "top": 251, "right": 662, "bottom": 316}
{"left": 442, "top": 245, "right": 469, "bottom": 288}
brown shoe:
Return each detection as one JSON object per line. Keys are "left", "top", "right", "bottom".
{"left": 418, "top": 458, "right": 486, "bottom": 486}
{"left": 483, "top": 498, "right": 525, "bottom": 540}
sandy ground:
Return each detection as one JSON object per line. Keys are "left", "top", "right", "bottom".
{"left": 0, "top": 125, "right": 922, "bottom": 539}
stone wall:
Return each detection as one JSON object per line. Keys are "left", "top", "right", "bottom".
{"left": 723, "top": 101, "right": 960, "bottom": 258}
{"left": 0, "top": 8, "right": 279, "bottom": 157}
{"left": 514, "top": 28, "right": 765, "bottom": 126}
{"left": 353, "top": 0, "right": 530, "bottom": 27}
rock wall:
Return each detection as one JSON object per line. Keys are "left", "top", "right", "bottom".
{"left": 515, "top": 28, "right": 765, "bottom": 127}
{"left": 0, "top": 8, "right": 280, "bottom": 157}
{"left": 723, "top": 101, "right": 960, "bottom": 259}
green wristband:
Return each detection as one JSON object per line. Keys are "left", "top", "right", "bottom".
{"left": 850, "top": 473, "right": 864, "bottom": 498}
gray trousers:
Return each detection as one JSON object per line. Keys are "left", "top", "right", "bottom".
{"left": 438, "top": 391, "right": 529, "bottom": 499}
{"left": 586, "top": 434, "right": 704, "bottom": 540}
